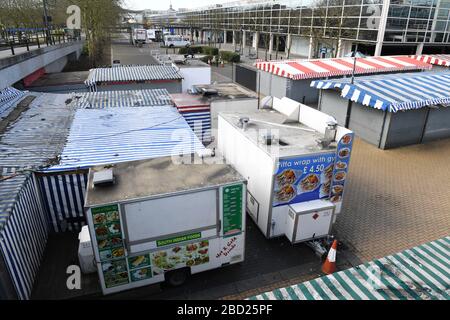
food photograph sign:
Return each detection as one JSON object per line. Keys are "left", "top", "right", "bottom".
{"left": 273, "top": 152, "right": 336, "bottom": 207}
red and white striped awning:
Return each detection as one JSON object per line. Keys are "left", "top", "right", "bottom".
{"left": 411, "top": 54, "right": 450, "bottom": 67}
{"left": 255, "top": 56, "right": 432, "bottom": 80}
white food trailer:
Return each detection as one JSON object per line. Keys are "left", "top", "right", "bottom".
{"left": 218, "top": 97, "right": 354, "bottom": 249}
{"left": 84, "top": 157, "right": 246, "bottom": 295}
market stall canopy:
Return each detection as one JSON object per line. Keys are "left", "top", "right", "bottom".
{"left": 411, "top": 54, "right": 450, "bottom": 67}
{"left": 0, "top": 87, "right": 26, "bottom": 118}
{"left": 85, "top": 65, "right": 183, "bottom": 87}
{"left": 255, "top": 56, "right": 431, "bottom": 80}
{"left": 44, "top": 106, "right": 206, "bottom": 172}
{"left": 71, "top": 89, "right": 173, "bottom": 108}
{"left": 248, "top": 236, "right": 450, "bottom": 300}
{"left": 310, "top": 72, "right": 450, "bottom": 112}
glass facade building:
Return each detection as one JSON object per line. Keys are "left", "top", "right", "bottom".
{"left": 147, "top": 0, "right": 450, "bottom": 55}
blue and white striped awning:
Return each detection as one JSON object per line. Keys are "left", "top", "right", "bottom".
{"left": 44, "top": 106, "right": 206, "bottom": 172}
{"left": 72, "top": 89, "right": 173, "bottom": 108}
{"left": 249, "top": 236, "right": 450, "bottom": 300}
{"left": 85, "top": 65, "right": 183, "bottom": 87}
{"left": 0, "top": 87, "right": 26, "bottom": 118}
{"left": 311, "top": 72, "right": 450, "bottom": 112}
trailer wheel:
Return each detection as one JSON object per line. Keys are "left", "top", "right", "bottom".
{"left": 165, "top": 268, "right": 190, "bottom": 287}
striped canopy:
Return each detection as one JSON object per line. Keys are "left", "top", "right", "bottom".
{"left": 72, "top": 89, "right": 173, "bottom": 108}
{"left": 85, "top": 65, "right": 183, "bottom": 87}
{"left": 0, "top": 87, "right": 26, "bottom": 118}
{"left": 249, "top": 236, "right": 450, "bottom": 300}
{"left": 255, "top": 56, "right": 431, "bottom": 80}
{"left": 412, "top": 54, "right": 450, "bottom": 67}
{"left": 310, "top": 72, "right": 450, "bottom": 112}
{"left": 45, "top": 106, "right": 206, "bottom": 172}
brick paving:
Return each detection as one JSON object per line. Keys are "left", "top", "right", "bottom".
{"left": 334, "top": 137, "right": 450, "bottom": 262}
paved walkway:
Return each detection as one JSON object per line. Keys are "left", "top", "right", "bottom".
{"left": 335, "top": 137, "right": 450, "bottom": 262}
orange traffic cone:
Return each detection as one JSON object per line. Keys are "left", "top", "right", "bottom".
{"left": 322, "top": 240, "right": 338, "bottom": 275}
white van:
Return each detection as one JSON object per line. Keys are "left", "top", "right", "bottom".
{"left": 164, "top": 35, "right": 190, "bottom": 48}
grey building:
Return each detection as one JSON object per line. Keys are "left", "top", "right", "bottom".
{"left": 312, "top": 71, "right": 450, "bottom": 149}
{"left": 147, "top": 0, "right": 450, "bottom": 58}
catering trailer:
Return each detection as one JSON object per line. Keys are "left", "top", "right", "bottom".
{"left": 218, "top": 97, "right": 354, "bottom": 247}
{"left": 84, "top": 157, "right": 246, "bottom": 295}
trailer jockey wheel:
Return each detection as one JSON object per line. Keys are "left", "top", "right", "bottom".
{"left": 165, "top": 268, "right": 190, "bottom": 287}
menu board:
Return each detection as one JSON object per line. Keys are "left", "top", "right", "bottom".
{"left": 128, "top": 254, "right": 153, "bottom": 282}
{"left": 273, "top": 152, "right": 336, "bottom": 207}
{"left": 329, "top": 133, "right": 354, "bottom": 205}
{"left": 91, "top": 205, "right": 129, "bottom": 288}
{"left": 101, "top": 259, "right": 129, "bottom": 288}
{"left": 222, "top": 184, "right": 243, "bottom": 237}
{"left": 151, "top": 240, "right": 210, "bottom": 277}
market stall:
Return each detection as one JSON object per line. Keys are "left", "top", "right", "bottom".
{"left": 218, "top": 97, "right": 354, "bottom": 243}
{"left": 84, "top": 157, "right": 246, "bottom": 294}
{"left": 311, "top": 72, "right": 450, "bottom": 149}
{"left": 254, "top": 56, "right": 431, "bottom": 105}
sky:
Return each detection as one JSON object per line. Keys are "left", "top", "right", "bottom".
{"left": 123, "top": 0, "right": 231, "bottom": 11}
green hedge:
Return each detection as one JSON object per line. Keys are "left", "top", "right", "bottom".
{"left": 202, "top": 46, "right": 219, "bottom": 56}
{"left": 220, "top": 51, "right": 240, "bottom": 63}
{"left": 178, "top": 46, "right": 203, "bottom": 54}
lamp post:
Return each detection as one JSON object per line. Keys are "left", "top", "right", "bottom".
{"left": 345, "top": 43, "right": 359, "bottom": 128}
{"left": 42, "top": 0, "right": 51, "bottom": 45}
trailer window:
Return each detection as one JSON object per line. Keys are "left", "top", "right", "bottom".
{"left": 122, "top": 189, "right": 218, "bottom": 245}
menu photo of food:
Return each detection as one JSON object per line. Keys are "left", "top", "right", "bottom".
{"left": 341, "top": 134, "right": 352, "bottom": 145}
{"left": 104, "top": 270, "right": 129, "bottom": 288}
{"left": 106, "top": 210, "right": 120, "bottom": 222}
{"left": 338, "top": 148, "right": 351, "bottom": 159}
{"left": 298, "top": 173, "right": 320, "bottom": 193}
{"left": 128, "top": 254, "right": 151, "bottom": 270}
{"left": 330, "top": 194, "right": 342, "bottom": 203}
{"left": 130, "top": 266, "right": 152, "bottom": 282}
{"left": 151, "top": 240, "right": 210, "bottom": 277}
{"left": 335, "top": 161, "right": 347, "bottom": 170}
{"left": 276, "top": 169, "right": 300, "bottom": 187}
{"left": 107, "top": 222, "right": 121, "bottom": 236}
{"left": 94, "top": 225, "right": 108, "bottom": 240}
{"left": 111, "top": 247, "right": 125, "bottom": 259}
{"left": 320, "top": 180, "right": 331, "bottom": 198}
{"left": 102, "top": 259, "right": 127, "bottom": 274}
{"left": 93, "top": 212, "right": 106, "bottom": 225}
{"left": 275, "top": 184, "right": 296, "bottom": 203}
{"left": 99, "top": 249, "right": 112, "bottom": 261}
{"left": 322, "top": 164, "right": 334, "bottom": 181}
{"left": 334, "top": 171, "right": 346, "bottom": 182}
{"left": 331, "top": 184, "right": 344, "bottom": 196}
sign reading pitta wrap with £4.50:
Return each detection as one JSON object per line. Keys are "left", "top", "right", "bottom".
{"left": 273, "top": 152, "right": 336, "bottom": 207}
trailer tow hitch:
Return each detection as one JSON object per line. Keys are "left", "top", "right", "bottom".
{"left": 306, "top": 235, "right": 335, "bottom": 260}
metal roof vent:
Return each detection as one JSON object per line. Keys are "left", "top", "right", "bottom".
{"left": 93, "top": 168, "right": 114, "bottom": 186}
{"left": 237, "top": 117, "right": 250, "bottom": 130}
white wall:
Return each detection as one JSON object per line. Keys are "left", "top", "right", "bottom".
{"left": 217, "top": 115, "right": 276, "bottom": 238}
{"left": 290, "top": 36, "right": 310, "bottom": 57}
{"left": 44, "top": 55, "right": 68, "bottom": 73}
{"left": 211, "top": 99, "right": 258, "bottom": 132}
{"left": 179, "top": 66, "right": 211, "bottom": 92}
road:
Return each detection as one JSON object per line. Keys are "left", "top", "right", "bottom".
{"left": 110, "top": 40, "right": 161, "bottom": 65}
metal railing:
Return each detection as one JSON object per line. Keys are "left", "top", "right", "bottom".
{"left": 0, "top": 27, "right": 82, "bottom": 56}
